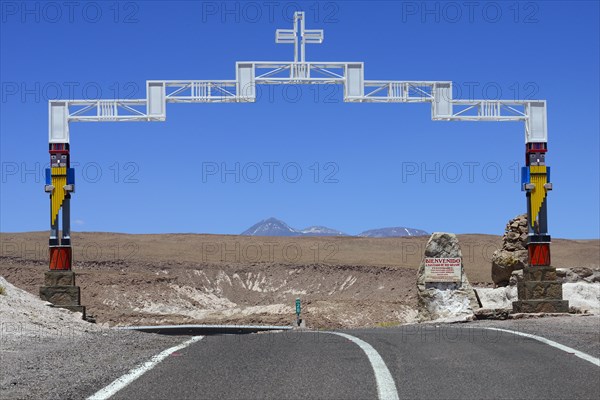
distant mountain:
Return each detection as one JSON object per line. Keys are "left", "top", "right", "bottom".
{"left": 241, "top": 218, "right": 427, "bottom": 238}
{"left": 358, "top": 227, "right": 429, "bottom": 238}
{"left": 241, "top": 217, "right": 299, "bottom": 236}
{"left": 299, "top": 226, "right": 348, "bottom": 237}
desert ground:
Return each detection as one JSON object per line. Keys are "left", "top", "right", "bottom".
{"left": 1, "top": 231, "right": 598, "bottom": 328}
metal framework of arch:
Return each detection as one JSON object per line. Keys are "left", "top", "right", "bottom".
{"left": 44, "top": 12, "right": 554, "bottom": 308}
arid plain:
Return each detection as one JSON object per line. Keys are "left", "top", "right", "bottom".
{"left": 1, "top": 232, "right": 598, "bottom": 328}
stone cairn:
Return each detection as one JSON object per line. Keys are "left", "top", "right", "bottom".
{"left": 491, "top": 214, "right": 528, "bottom": 286}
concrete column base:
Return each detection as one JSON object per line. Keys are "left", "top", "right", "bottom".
{"left": 39, "top": 285, "right": 80, "bottom": 305}
{"left": 44, "top": 271, "right": 76, "bottom": 286}
{"left": 517, "top": 281, "right": 563, "bottom": 300}
{"left": 512, "top": 300, "right": 569, "bottom": 313}
{"left": 522, "top": 266, "right": 558, "bottom": 281}
{"left": 512, "top": 265, "right": 569, "bottom": 313}
{"left": 39, "top": 271, "right": 86, "bottom": 319}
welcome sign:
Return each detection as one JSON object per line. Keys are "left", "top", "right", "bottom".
{"left": 424, "top": 257, "right": 462, "bottom": 283}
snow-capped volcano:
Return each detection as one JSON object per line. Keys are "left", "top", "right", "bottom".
{"left": 299, "top": 226, "right": 348, "bottom": 237}
{"left": 357, "top": 227, "right": 428, "bottom": 238}
{"left": 241, "top": 218, "right": 427, "bottom": 238}
{"left": 241, "top": 217, "right": 299, "bottom": 236}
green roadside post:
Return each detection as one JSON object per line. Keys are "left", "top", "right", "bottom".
{"left": 295, "top": 298, "right": 301, "bottom": 326}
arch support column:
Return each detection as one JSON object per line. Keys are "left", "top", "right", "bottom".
{"left": 40, "top": 143, "right": 86, "bottom": 318}
{"left": 513, "top": 143, "right": 569, "bottom": 313}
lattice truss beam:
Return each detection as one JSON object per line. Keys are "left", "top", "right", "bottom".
{"left": 49, "top": 12, "right": 547, "bottom": 144}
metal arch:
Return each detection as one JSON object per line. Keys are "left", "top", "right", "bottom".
{"left": 43, "top": 11, "right": 558, "bottom": 314}
{"left": 49, "top": 11, "right": 548, "bottom": 145}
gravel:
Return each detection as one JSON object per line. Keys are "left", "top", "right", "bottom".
{"left": 0, "top": 276, "right": 189, "bottom": 399}
{"left": 0, "top": 329, "right": 186, "bottom": 400}
{"left": 0, "top": 276, "right": 96, "bottom": 338}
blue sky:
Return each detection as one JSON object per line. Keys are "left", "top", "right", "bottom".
{"left": 1, "top": 1, "right": 599, "bottom": 238}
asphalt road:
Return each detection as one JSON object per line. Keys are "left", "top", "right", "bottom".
{"left": 107, "top": 326, "right": 599, "bottom": 400}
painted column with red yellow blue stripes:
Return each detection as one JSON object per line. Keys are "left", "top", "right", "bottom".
{"left": 522, "top": 142, "right": 552, "bottom": 266}
{"left": 44, "top": 144, "right": 75, "bottom": 270}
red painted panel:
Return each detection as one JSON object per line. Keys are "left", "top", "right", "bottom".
{"left": 528, "top": 243, "right": 551, "bottom": 266}
{"left": 49, "top": 246, "right": 71, "bottom": 270}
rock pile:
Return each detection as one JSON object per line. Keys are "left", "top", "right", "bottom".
{"left": 491, "top": 214, "right": 528, "bottom": 286}
{"left": 557, "top": 267, "right": 600, "bottom": 283}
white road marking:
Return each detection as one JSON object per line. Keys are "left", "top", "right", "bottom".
{"left": 327, "top": 332, "right": 399, "bottom": 400}
{"left": 87, "top": 335, "right": 204, "bottom": 400}
{"left": 482, "top": 327, "right": 600, "bottom": 367}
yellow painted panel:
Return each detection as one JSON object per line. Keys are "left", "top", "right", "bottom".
{"left": 529, "top": 165, "right": 547, "bottom": 227}
{"left": 51, "top": 167, "right": 66, "bottom": 225}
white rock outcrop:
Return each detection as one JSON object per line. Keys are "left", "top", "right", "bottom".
{"left": 476, "top": 282, "right": 599, "bottom": 314}
{"left": 417, "top": 233, "right": 480, "bottom": 322}
{"left": 0, "top": 276, "right": 102, "bottom": 338}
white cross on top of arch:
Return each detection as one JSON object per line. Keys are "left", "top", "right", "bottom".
{"left": 276, "top": 11, "right": 324, "bottom": 63}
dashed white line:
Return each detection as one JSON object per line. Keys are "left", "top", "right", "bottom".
{"left": 482, "top": 327, "right": 600, "bottom": 367}
{"left": 87, "top": 335, "right": 204, "bottom": 400}
{"left": 327, "top": 332, "right": 399, "bottom": 400}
